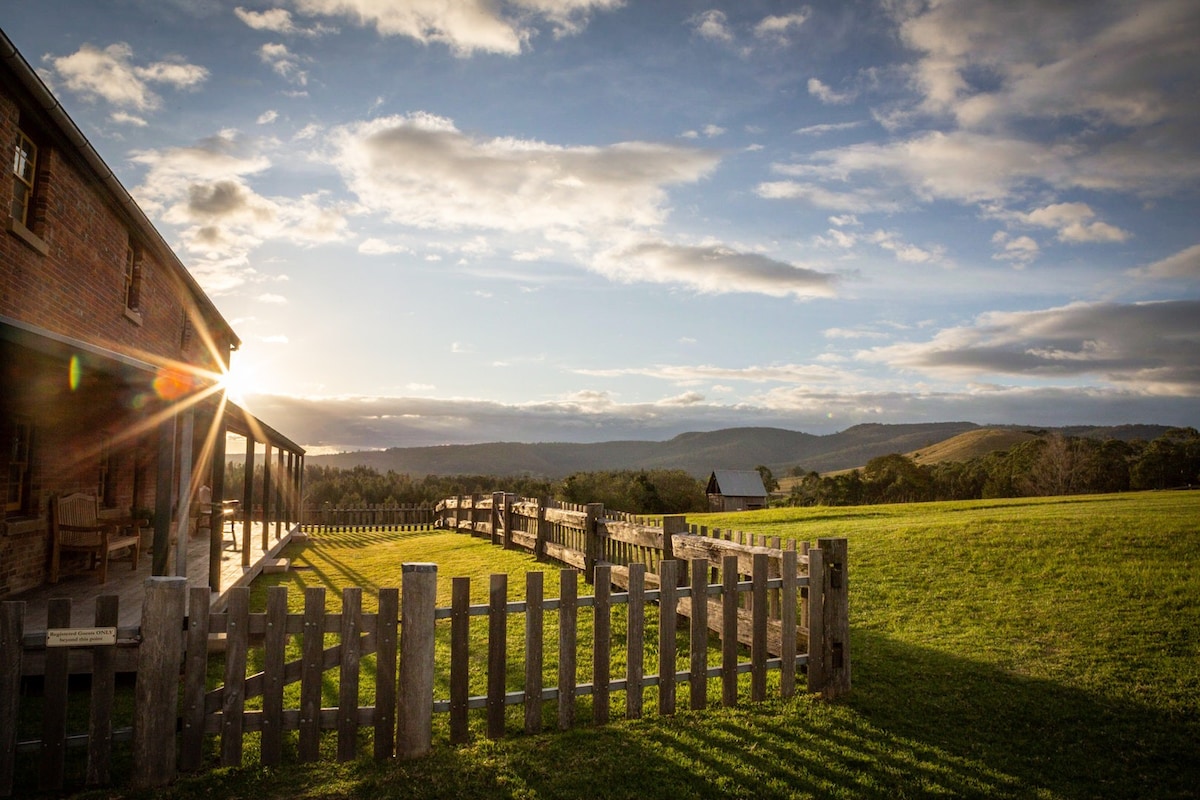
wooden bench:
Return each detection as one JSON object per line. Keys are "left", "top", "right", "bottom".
{"left": 49, "top": 493, "right": 142, "bottom": 584}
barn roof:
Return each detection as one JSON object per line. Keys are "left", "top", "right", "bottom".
{"left": 706, "top": 470, "right": 768, "bottom": 497}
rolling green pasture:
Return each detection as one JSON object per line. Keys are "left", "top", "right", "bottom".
{"left": 94, "top": 491, "right": 1198, "bottom": 799}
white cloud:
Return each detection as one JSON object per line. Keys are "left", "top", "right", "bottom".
{"left": 866, "top": 229, "right": 945, "bottom": 264}
{"left": 1018, "top": 203, "right": 1131, "bottom": 244}
{"left": 574, "top": 361, "right": 849, "bottom": 385}
{"left": 689, "top": 10, "right": 734, "bottom": 43}
{"left": 795, "top": 121, "right": 863, "bottom": 136}
{"left": 257, "top": 109, "right": 279, "bottom": 125}
{"left": 807, "top": 78, "right": 855, "bottom": 105}
{"left": 756, "top": 180, "right": 902, "bottom": 213}
{"left": 259, "top": 42, "right": 308, "bottom": 85}
{"left": 590, "top": 240, "right": 836, "bottom": 299}
{"left": 234, "top": 6, "right": 333, "bottom": 36}
{"left": 754, "top": 10, "right": 811, "bottom": 43}
{"left": 358, "top": 237, "right": 412, "bottom": 255}
{"left": 130, "top": 130, "right": 351, "bottom": 288}
{"left": 991, "top": 231, "right": 1040, "bottom": 266}
{"left": 702, "top": 124, "right": 726, "bottom": 138}
{"left": 290, "top": 0, "right": 621, "bottom": 56}
{"left": 1127, "top": 243, "right": 1200, "bottom": 281}
{"left": 110, "top": 111, "right": 148, "bottom": 127}
{"left": 257, "top": 293, "right": 289, "bottom": 304}
{"left": 46, "top": 42, "right": 208, "bottom": 111}
{"left": 330, "top": 112, "right": 719, "bottom": 235}
{"left": 262, "top": 334, "right": 290, "bottom": 344}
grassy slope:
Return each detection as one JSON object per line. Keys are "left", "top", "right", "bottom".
{"left": 88, "top": 491, "right": 1198, "bottom": 800}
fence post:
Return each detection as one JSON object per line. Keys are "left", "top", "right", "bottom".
{"left": 491, "top": 492, "right": 504, "bottom": 545}
{"left": 1, "top": 602, "right": 25, "bottom": 798}
{"left": 818, "top": 538, "right": 850, "bottom": 698}
{"left": 806, "top": 546, "right": 825, "bottom": 694}
{"left": 503, "top": 493, "right": 516, "bottom": 550}
{"left": 535, "top": 499, "right": 548, "bottom": 560}
{"left": 398, "top": 563, "right": 437, "bottom": 759}
{"left": 661, "top": 515, "right": 687, "bottom": 569}
{"left": 584, "top": 503, "right": 603, "bottom": 583}
{"left": 132, "top": 577, "right": 186, "bottom": 789}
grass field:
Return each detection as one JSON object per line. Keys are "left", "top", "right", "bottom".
{"left": 84, "top": 491, "right": 1198, "bottom": 799}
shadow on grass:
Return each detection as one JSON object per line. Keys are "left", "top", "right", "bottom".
{"left": 98, "top": 630, "right": 1196, "bottom": 800}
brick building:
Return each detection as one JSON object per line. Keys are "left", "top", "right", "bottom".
{"left": 1, "top": 29, "right": 304, "bottom": 598}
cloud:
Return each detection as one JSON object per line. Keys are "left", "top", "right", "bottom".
{"left": 689, "top": 10, "right": 734, "bottom": 43}
{"left": 1017, "top": 202, "right": 1131, "bottom": 243}
{"left": 753, "top": 10, "right": 811, "bottom": 43}
{"left": 991, "top": 231, "right": 1040, "bottom": 266}
{"left": 575, "top": 361, "right": 850, "bottom": 385}
{"left": 807, "top": 78, "right": 855, "bottom": 105}
{"left": 257, "top": 293, "right": 289, "bottom": 304}
{"left": 258, "top": 42, "right": 308, "bottom": 85}
{"left": 330, "top": 112, "right": 719, "bottom": 234}
{"left": 898, "top": 0, "right": 1200, "bottom": 130}
{"left": 45, "top": 42, "right": 208, "bottom": 111}
{"left": 234, "top": 6, "right": 333, "bottom": 35}
{"left": 590, "top": 241, "right": 837, "bottom": 298}
{"left": 111, "top": 111, "right": 148, "bottom": 127}
{"left": 756, "top": 180, "right": 903, "bottom": 213}
{"left": 1127, "top": 243, "right": 1200, "bottom": 281}
{"left": 257, "top": 109, "right": 279, "bottom": 125}
{"left": 795, "top": 121, "right": 863, "bottom": 136}
{"left": 130, "top": 130, "right": 351, "bottom": 289}
{"left": 289, "top": 0, "right": 622, "bottom": 55}
{"left": 860, "top": 300, "right": 1200, "bottom": 394}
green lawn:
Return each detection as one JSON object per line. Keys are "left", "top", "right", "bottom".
{"left": 78, "top": 491, "right": 1198, "bottom": 799}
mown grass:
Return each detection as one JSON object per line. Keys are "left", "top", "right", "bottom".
{"left": 57, "top": 490, "right": 1200, "bottom": 798}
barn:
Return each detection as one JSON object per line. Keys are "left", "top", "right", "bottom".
{"left": 705, "top": 470, "right": 769, "bottom": 512}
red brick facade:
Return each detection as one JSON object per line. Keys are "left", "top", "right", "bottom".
{"left": 0, "top": 46, "right": 236, "bottom": 596}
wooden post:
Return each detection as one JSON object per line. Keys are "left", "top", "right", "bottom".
{"left": 262, "top": 586, "right": 288, "bottom": 766}
{"left": 593, "top": 564, "right": 612, "bottom": 724}
{"left": 86, "top": 595, "right": 119, "bottom": 786}
{"left": 558, "top": 569, "right": 578, "bottom": 729}
{"left": 241, "top": 437, "right": 256, "bottom": 566}
{"left": 721, "top": 555, "right": 738, "bottom": 707}
{"left": 534, "top": 499, "right": 548, "bottom": 560}
{"left": 221, "top": 588, "right": 249, "bottom": 768}
{"left": 133, "top": 577, "right": 186, "bottom": 789}
{"left": 181, "top": 588, "right": 210, "bottom": 772}
{"left": 208, "top": 422, "right": 227, "bottom": 591}
{"left": 0, "top": 602, "right": 24, "bottom": 798}
{"left": 751, "top": 552, "right": 768, "bottom": 702}
{"left": 523, "top": 571, "right": 545, "bottom": 734}
{"left": 818, "top": 538, "right": 851, "bottom": 698}
{"left": 299, "top": 587, "right": 326, "bottom": 762}
{"left": 626, "top": 563, "right": 645, "bottom": 719}
{"left": 658, "top": 560, "right": 678, "bottom": 716}
{"left": 584, "top": 503, "right": 603, "bottom": 583}
{"left": 398, "top": 563, "right": 437, "bottom": 759}
{"left": 661, "top": 515, "right": 687, "bottom": 569}
{"left": 487, "top": 573, "right": 507, "bottom": 739}
{"left": 780, "top": 549, "right": 798, "bottom": 699}
{"left": 503, "top": 493, "right": 515, "bottom": 550}
{"left": 375, "top": 587, "right": 399, "bottom": 759}
{"left": 153, "top": 417, "right": 176, "bottom": 576}
{"left": 806, "top": 546, "right": 825, "bottom": 694}
{"left": 261, "top": 442, "right": 272, "bottom": 552}
{"left": 689, "top": 557, "right": 708, "bottom": 711}
{"left": 338, "top": 587, "right": 362, "bottom": 762}
{"left": 449, "top": 577, "right": 471, "bottom": 744}
{"left": 491, "top": 492, "right": 504, "bottom": 545}
{"left": 40, "top": 598, "right": 70, "bottom": 792}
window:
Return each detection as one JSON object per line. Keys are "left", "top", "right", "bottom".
{"left": 124, "top": 239, "right": 143, "bottom": 312}
{"left": 5, "top": 417, "right": 32, "bottom": 514}
{"left": 10, "top": 130, "right": 37, "bottom": 226}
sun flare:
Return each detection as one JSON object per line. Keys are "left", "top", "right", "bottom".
{"left": 218, "top": 362, "right": 256, "bottom": 406}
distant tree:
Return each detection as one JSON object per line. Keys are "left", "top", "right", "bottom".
{"left": 755, "top": 465, "right": 779, "bottom": 493}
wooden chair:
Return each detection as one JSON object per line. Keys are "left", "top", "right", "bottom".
{"left": 49, "top": 493, "right": 141, "bottom": 584}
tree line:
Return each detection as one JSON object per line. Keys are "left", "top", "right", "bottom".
{"left": 781, "top": 428, "right": 1200, "bottom": 506}
{"left": 222, "top": 428, "right": 1198, "bottom": 515}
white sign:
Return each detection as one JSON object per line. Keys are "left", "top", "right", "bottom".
{"left": 45, "top": 627, "right": 118, "bottom": 647}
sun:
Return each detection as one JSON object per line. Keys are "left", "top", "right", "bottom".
{"left": 218, "top": 362, "right": 256, "bottom": 406}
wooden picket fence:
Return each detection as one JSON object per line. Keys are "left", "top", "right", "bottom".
{"left": 1, "top": 546, "right": 846, "bottom": 793}
{"left": 302, "top": 503, "right": 436, "bottom": 531}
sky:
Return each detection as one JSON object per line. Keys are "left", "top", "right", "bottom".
{"left": 6, "top": 0, "right": 1199, "bottom": 454}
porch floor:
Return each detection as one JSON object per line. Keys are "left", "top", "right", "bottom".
{"left": 10, "top": 521, "right": 299, "bottom": 630}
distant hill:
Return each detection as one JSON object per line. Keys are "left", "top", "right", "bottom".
{"left": 907, "top": 428, "right": 1040, "bottom": 466}
{"left": 304, "top": 422, "right": 1178, "bottom": 480}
